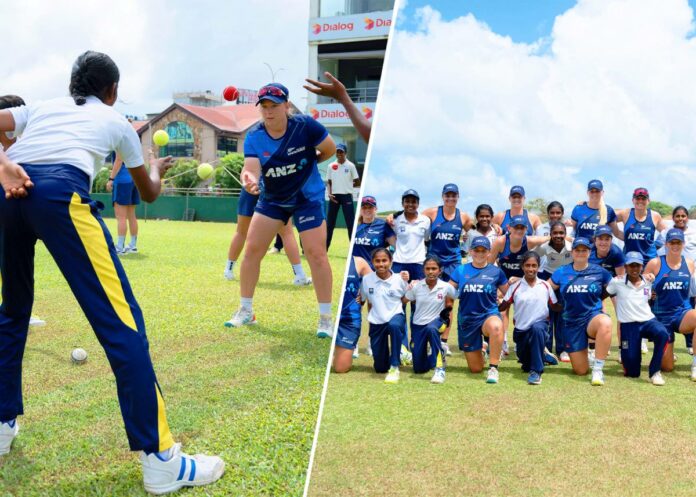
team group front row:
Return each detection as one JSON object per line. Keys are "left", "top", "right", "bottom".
{"left": 335, "top": 181, "right": 696, "bottom": 386}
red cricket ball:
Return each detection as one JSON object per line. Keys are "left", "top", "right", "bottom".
{"left": 223, "top": 86, "right": 239, "bottom": 101}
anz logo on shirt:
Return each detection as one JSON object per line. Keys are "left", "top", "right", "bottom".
{"left": 663, "top": 281, "right": 685, "bottom": 290}
{"left": 580, "top": 221, "right": 599, "bottom": 232}
{"left": 461, "top": 283, "right": 493, "bottom": 293}
{"left": 501, "top": 261, "right": 520, "bottom": 271}
{"left": 627, "top": 232, "right": 649, "bottom": 240}
{"left": 265, "top": 158, "right": 308, "bottom": 178}
{"left": 566, "top": 283, "right": 599, "bottom": 293}
{"left": 355, "top": 236, "right": 379, "bottom": 246}
{"left": 434, "top": 232, "right": 456, "bottom": 241}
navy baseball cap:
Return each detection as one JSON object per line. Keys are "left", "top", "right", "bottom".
{"left": 587, "top": 179, "right": 603, "bottom": 191}
{"left": 666, "top": 228, "right": 685, "bottom": 243}
{"left": 510, "top": 215, "right": 527, "bottom": 228}
{"left": 442, "top": 183, "right": 459, "bottom": 194}
{"left": 470, "top": 236, "right": 491, "bottom": 250}
{"left": 594, "top": 225, "right": 613, "bottom": 238}
{"left": 256, "top": 83, "right": 289, "bottom": 105}
{"left": 402, "top": 189, "right": 419, "bottom": 200}
{"left": 624, "top": 251, "right": 644, "bottom": 265}
{"left": 336, "top": 143, "right": 347, "bottom": 153}
{"left": 509, "top": 185, "right": 525, "bottom": 196}
{"left": 572, "top": 237, "right": 592, "bottom": 249}
{"left": 361, "top": 195, "right": 377, "bottom": 207}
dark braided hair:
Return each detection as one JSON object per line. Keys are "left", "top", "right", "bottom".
{"left": 0, "top": 95, "right": 26, "bottom": 110}
{"left": 69, "top": 51, "right": 120, "bottom": 106}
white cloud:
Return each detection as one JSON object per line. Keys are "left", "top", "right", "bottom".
{"left": 0, "top": 0, "right": 310, "bottom": 116}
{"left": 366, "top": 0, "right": 696, "bottom": 212}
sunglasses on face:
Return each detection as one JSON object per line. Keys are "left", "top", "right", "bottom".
{"left": 258, "top": 86, "right": 287, "bottom": 98}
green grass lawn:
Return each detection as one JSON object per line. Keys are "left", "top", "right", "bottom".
{"left": 0, "top": 219, "right": 348, "bottom": 497}
{"left": 308, "top": 304, "right": 696, "bottom": 497}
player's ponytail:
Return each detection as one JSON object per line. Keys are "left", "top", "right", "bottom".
{"left": 69, "top": 51, "right": 120, "bottom": 106}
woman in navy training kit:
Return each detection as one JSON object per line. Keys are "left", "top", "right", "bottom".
{"left": 615, "top": 187, "right": 666, "bottom": 265}
{"left": 499, "top": 251, "right": 560, "bottom": 385}
{"left": 570, "top": 179, "right": 622, "bottom": 240}
{"left": 644, "top": 229, "right": 696, "bottom": 377}
{"left": 0, "top": 51, "right": 223, "bottom": 494}
{"left": 449, "top": 236, "right": 509, "bottom": 384}
{"left": 492, "top": 185, "right": 542, "bottom": 235}
{"left": 402, "top": 256, "right": 455, "bottom": 384}
{"left": 227, "top": 82, "right": 336, "bottom": 337}
{"left": 107, "top": 153, "right": 141, "bottom": 254}
{"left": 359, "top": 248, "right": 409, "bottom": 384}
{"left": 352, "top": 195, "right": 395, "bottom": 264}
{"left": 549, "top": 237, "right": 613, "bottom": 385}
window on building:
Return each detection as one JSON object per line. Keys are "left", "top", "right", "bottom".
{"left": 217, "top": 136, "right": 239, "bottom": 157}
{"left": 161, "top": 121, "right": 194, "bottom": 157}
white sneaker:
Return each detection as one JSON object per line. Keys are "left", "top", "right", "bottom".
{"left": 29, "top": 316, "right": 46, "bottom": 327}
{"left": 140, "top": 443, "right": 224, "bottom": 495}
{"left": 400, "top": 345, "right": 413, "bottom": 366}
{"left": 559, "top": 351, "right": 571, "bottom": 363}
{"left": 293, "top": 275, "right": 313, "bottom": 286}
{"left": 384, "top": 366, "right": 400, "bottom": 384}
{"left": 641, "top": 339, "right": 648, "bottom": 354}
{"left": 691, "top": 365, "right": 696, "bottom": 382}
{"left": 486, "top": 368, "right": 499, "bottom": 384}
{"left": 352, "top": 347, "right": 359, "bottom": 359}
{"left": 129, "top": 246, "right": 139, "bottom": 254}
{"left": 224, "top": 308, "right": 257, "bottom": 328}
{"left": 502, "top": 340, "right": 510, "bottom": 357}
{"left": 316, "top": 314, "right": 333, "bottom": 338}
{"left": 366, "top": 345, "right": 373, "bottom": 356}
{"left": 267, "top": 247, "right": 281, "bottom": 254}
{"left": 617, "top": 349, "right": 622, "bottom": 364}
{"left": 431, "top": 368, "right": 446, "bottom": 384}
{"left": 223, "top": 268, "right": 235, "bottom": 281}
{"left": 0, "top": 421, "right": 19, "bottom": 455}
{"left": 689, "top": 347, "right": 694, "bottom": 355}
{"left": 441, "top": 341, "right": 452, "bottom": 357}
{"left": 591, "top": 369, "right": 605, "bottom": 386}
{"left": 650, "top": 371, "right": 666, "bottom": 386}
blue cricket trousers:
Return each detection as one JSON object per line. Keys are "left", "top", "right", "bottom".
{"left": 0, "top": 165, "right": 173, "bottom": 453}
{"left": 513, "top": 321, "right": 549, "bottom": 375}
{"left": 369, "top": 313, "right": 406, "bottom": 373}
{"left": 621, "top": 319, "right": 669, "bottom": 378}
{"left": 410, "top": 318, "right": 446, "bottom": 373}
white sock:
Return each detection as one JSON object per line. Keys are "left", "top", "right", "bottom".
{"left": 593, "top": 358, "right": 605, "bottom": 371}
{"left": 240, "top": 297, "right": 253, "bottom": 311}
{"left": 318, "top": 302, "right": 331, "bottom": 316}
{"left": 691, "top": 355, "right": 696, "bottom": 366}
{"left": 292, "top": 263, "right": 305, "bottom": 278}
{"left": 226, "top": 260, "right": 235, "bottom": 271}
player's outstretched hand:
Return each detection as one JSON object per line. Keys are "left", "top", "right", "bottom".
{"left": 241, "top": 170, "right": 260, "bottom": 195}
{"left": 400, "top": 271, "right": 410, "bottom": 282}
{"left": 304, "top": 72, "right": 349, "bottom": 102}
{"left": 150, "top": 152, "right": 174, "bottom": 177}
{"left": 0, "top": 161, "right": 33, "bottom": 199}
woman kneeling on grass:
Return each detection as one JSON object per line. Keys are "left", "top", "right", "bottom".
{"left": 359, "top": 248, "right": 409, "bottom": 384}
{"left": 499, "top": 251, "right": 560, "bottom": 385}
{"left": 402, "top": 256, "right": 455, "bottom": 384}
{"left": 449, "top": 236, "right": 509, "bottom": 384}
{"left": 549, "top": 238, "right": 613, "bottom": 386}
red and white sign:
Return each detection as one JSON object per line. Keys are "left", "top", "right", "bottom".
{"left": 307, "top": 103, "right": 375, "bottom": 125}
{"left": 237, "top": 88, "right": 258, "bottom": 105}
{"left": 309, "top": 11, "right": 392, "bottom": 42}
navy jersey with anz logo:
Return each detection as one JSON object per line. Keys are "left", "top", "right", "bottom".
{"left": 502, "top": 209, "right": 533, "bottom": 235}
{"left": 623, "top": 208, "right": 656, "bottom": 263}
{"left": 244, "top": 114, "right": 328, "bottom": 207}
{"left": 551, "top": 264, "right": 612, "bottom": 321}
{"left": 450, "top": 263, "right": 507, "bottom": 320}
{"left": 428, "top": 207, "right": 463, "bottom": 265}
{"left": 589, "top": 243, "right": 625, "bottom": 276}
{"left": 498, "top": 234, "right": 528, "bottom": 278}
{"left": 571, "top": 202, "right": 617, "bottom": 240}
{"left": 352, "top": 218, "right": 395, "bottom": 263}
{"left": 653, "top": 256, "right": 692, "bottom": 319}
{"left": 341, "top": 257, "right": 362, "bottom": 322}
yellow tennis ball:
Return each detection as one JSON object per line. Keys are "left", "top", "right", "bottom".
{"left": 197, "top": 163, "right": 214, "bottom": 180}
{"left": 153, "top": 129, "right": 169, "bottom": 147}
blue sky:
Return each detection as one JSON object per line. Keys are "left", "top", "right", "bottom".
{"left": 366, "top": 0, "right": 696, "bottom": 214}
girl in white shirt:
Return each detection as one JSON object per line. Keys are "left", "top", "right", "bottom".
{"left": 0, "top": 51, "right": 222, "bottom": 493}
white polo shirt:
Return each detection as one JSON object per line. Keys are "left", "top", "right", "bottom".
{"left": 462, "top": 227, "right": 498, "bottom": 253}
{"left": 8, "top": 96, "right": 143, "bottom": 183}
{"left": 606, "top": 276, "right": 655, "bottom": 323}
{"left": 535, "top": 240, "right": 573, "bottom": 274}
{"left": 393, "top": 213, "right": 431, "bottom": 264}
{"left": 503, "top": 277, "right": 557, "bottom": 331}
{"left": 360, "top": 272, "right": 407, "bottom": 325}
{"left": 404, "top": 279, "right": 456, "bottom": 325}
{"left": 326, "top": 158, "right": 358, "bottom": 194}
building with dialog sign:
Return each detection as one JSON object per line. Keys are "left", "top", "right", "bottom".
{"left": 308, "top": 0, "right": 394, "bottom": 181}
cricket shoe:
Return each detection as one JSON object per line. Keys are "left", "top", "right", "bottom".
{"left": 141, "top": 443, "right": 224, "bottom": 495}
{"left": 29, "top": 316, "right": 46, "bottom": 327}
{"left": 641, "top": 339, "right": 648, "bottom": 354}
{"left": 591, "top": 369, "right": 605, "bottom": 386}
{"left": 223, "top": 268, "right": 235, "bottom": 281}
{"left": 293, "top": 276, "right": 313, "bottom": 286}
{"left": 224, "top": 308, "right": 257, "bottom": 328}
{"left": 0, "top": 420, "right": 18, "bottom": 455}
{"left": 650, "top": 371, "right": 666, "bottom": 386}
{"left": 352, "top": 347, "right": 359, "bottom": 359}
{"left": 431, "top": 368, "right": 446, "bottom": 384}
{"left": 384, "top": 366, "right": 400, "bottom": 384}
{"left": 559, "top": 351, "right": 571, "bottom": 363}
{"left": 316, "top": 314, "right": 334, "bottom": 338}
{"left": 543, "top": 349, "right": 558, "bottom": 366}
{"left": 527, "top": 371, "right": 542, "bottom": 385}
{"left": 441, "top": 341, "right": 452, "bottom": 357}
{"left": 400, "top": 345, "right": 413, "bottom": 366}
{"left": 691, "top": 365, "right": 696, "bottom": 382}
{"left": 486, "top": 368, "right": 499, "bottom": 384}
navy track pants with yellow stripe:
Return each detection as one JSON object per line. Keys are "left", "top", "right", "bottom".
{"left": 0, "top": 164, "right": 173, "bottom": 453}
